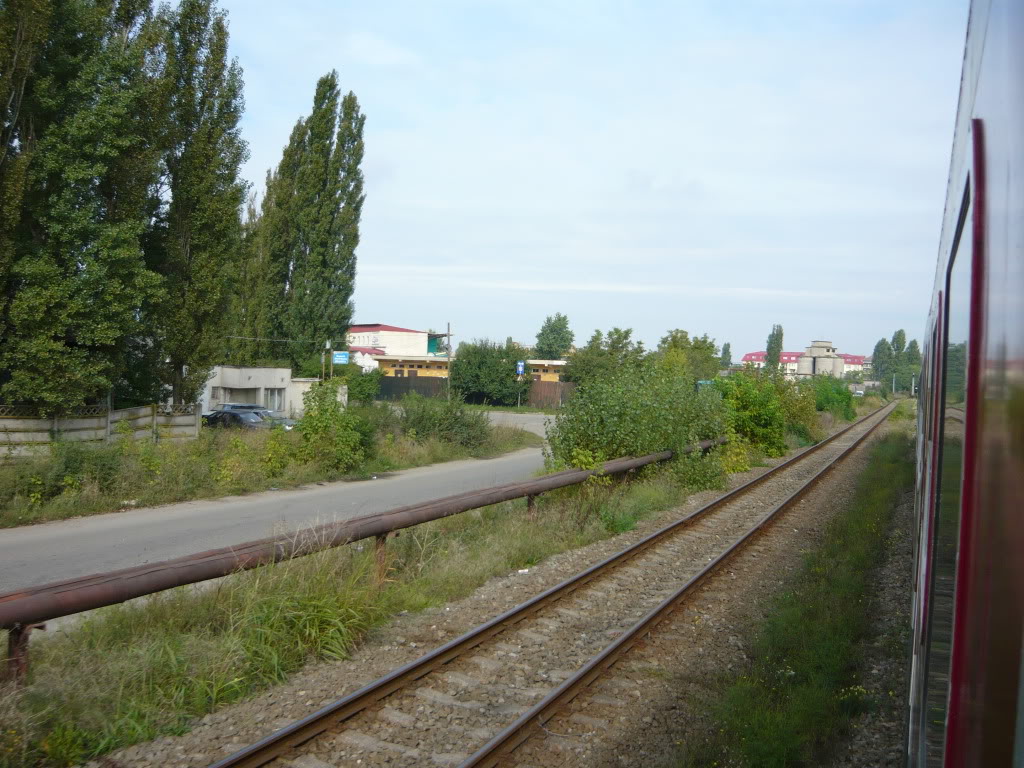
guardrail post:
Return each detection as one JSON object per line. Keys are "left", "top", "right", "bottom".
{"left": 374, "top": 534, "right": 389, "bottom": 588}
{"left": 4, "top": 623, "right": 43, "bottom": 685}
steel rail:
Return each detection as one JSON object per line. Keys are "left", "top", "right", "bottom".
{"left": 209, "top": 405, "right": 891, "bottom": 768}
{"left": 460, "top": 402, "right": 896, "bottom": 767}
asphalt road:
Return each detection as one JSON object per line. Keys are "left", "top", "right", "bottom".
{"left": 0, "top": 412, "right": 550, "bottom": 592}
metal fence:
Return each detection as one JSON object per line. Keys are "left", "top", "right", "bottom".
{"left": 0, "top": 404, "right": 201, "bottom": 457}
{"left": 0, "top": 438, "right": 725, "bottom": 681}
{"left": 377, "top": 377, "right": 447, "bottom": 400}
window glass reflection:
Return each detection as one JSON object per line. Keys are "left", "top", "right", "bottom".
{"left": 922, "top": 211, "right": 971, "bottom": 765}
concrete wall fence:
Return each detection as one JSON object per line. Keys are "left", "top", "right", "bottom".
{"left": 0, "top": 403, "right": 200, "bottom": 457}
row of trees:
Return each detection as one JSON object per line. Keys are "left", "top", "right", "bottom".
{"left": 0, "top": 1, "right": 363, "bottom": 412}
{"left": 449, "top": 326, "right": 729, "bottom": 406}
{"left": 532, "top": 313, "right": 735, "bottom": 374}
{"left": 872, "top": 329, "right": 921, "bottom": 393}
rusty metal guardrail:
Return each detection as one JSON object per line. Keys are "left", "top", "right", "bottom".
{"left": 0, "top": 437, "right": 725, "bottom": 681}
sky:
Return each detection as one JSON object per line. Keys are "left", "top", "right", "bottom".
{"left": 220, "top": 0, "right": 969, "bottom": 357}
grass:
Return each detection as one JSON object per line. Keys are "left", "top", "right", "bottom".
{"left": 0, "top": 459, "right": 708, "bottom": 767}
{"left": 0, "top": 424, "right": 541, "bottom": 529}
{"left": 674, "top": 432, "right": 915, "bottom": 767}
{"left": 888, "top": 399, "right": 917, "bottom": 421}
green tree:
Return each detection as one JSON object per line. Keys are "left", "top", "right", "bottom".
{"left": 905, "top": 338, "right": 922, "bottom": 367}
{"left": 891, "top": 329, "right": 907, "bottom": 360}
{"left": 534, "top": 312, "right": 574, "bottom": 359}
{"left": 282, "top": 74, "right": 364, "bottom": 363}
{"left": 563, "top": 328, "right": 646, "bottom": 384}
{"left": 153, "top": 0, "right": 248, "bottom": 402}
{"left": 872, "top": 337, "right": 895, "bottom": 391}
{"left": 450, "top": 339, "right": 530, "bottom": 405}
{"left": 0, "top": 1, "right": 165, "bottom": 412}
{"left": 657, "top": 329, "right": 719, "bottom": 382}
{"left": 720, "top": 342, "right": 732, "bottom": 369}
{"left": 765, "top": 324, "right": 784, "bottom": 373}
{"left": 224, "top": 196, "right": 280, "bottom": 365}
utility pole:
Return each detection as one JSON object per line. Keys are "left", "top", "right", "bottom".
{"left": 446, "top": 321, "right": 452, "bottom": 403}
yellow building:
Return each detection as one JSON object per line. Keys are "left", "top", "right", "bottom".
{"left": 526, "top": 359, "right": 566, "bottom": 382}
{"left": 377, "top": 355, "right": 450, "bottom": 378}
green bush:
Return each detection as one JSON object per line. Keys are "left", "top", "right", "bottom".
{"left": 297, "top": 381, "right": 364, "bottom": 470}
{"left": 346, "top": 402, "right": 400, "bottom": 455}
{"left": 398, "top": 393, "right": 490, "bottom": 449}
{"left": 545, "top": 363, "right": 728, "bottom": 468}
{"left": 714, "top": 371, "right": 786, "bottom": 456}
{"left": 814, "top": 376, "right": 856, "bottom": 421}
{"left": 449, "top": 339, "right": 530, "bottom": 406}
{"left": 778, "top": 379, "right": 821, "bottom": 443}
{"left": 340, "top": 365, "right": 384, "bottom": 404}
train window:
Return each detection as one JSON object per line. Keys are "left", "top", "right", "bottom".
{"left": 920, "top": 189, "right": 972, "bottom": 765}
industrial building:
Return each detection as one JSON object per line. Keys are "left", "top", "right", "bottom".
{"left": 346, "top": 324, "right": 452, "bottom": 377}
{"left": 741, "top": 341, "right": 866, "bottom": 380}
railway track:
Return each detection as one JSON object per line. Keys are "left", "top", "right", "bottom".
{"left": 211, "top": 404, "right": 895, "bottom": 768}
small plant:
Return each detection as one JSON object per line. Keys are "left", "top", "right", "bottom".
{"left": 398, "top": 393, "right": 490, "bottom": 449}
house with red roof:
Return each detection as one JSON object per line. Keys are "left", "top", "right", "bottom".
{"left": 740, "top": 344, "right": 868, "bottom": 379}
{"left": 740, "top": 351, "right": 805, "bottom": 376}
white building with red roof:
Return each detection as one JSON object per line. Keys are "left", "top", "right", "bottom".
{"left": 741, "top": 343, "right": 867, "bottom": 379}
{"left": 346, "top": 324, "right": 451, "bottom": 377}
{"left": 740, "top": 351, "right": 805, "bottom": 376}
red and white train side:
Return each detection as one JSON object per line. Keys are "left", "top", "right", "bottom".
{"left": 908, "top": 0, "right": 1024, "bottom": 765}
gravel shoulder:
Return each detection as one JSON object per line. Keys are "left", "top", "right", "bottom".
{"left": 826, "top": 486, "right": 914, "bottom": 767}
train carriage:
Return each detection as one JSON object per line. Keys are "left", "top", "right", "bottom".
{"left": 907, "top": 0, "right": 1024, "bottom": 765}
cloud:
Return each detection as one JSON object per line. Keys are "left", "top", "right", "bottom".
{"left": 222, "top": 0, "right": 968, "bottom": 355}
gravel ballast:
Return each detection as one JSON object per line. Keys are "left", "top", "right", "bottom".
{"left": 91, "top": 414, "right": 897, "bottom": 768}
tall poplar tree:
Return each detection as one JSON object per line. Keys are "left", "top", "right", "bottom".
{"left": 225, "top": 197, "right": 277, "bottom": 364}
{"left": 0, "top": 0, "right": 164, "bottom": 412}
{"left": 872, "top": 337, "right": 895, "bottom": 387}
{"left": 241, "top": 72, "right": 365, "bottom": 370}
{"left": 765, "top": 324, "right": 784, "bottom": 372}
{"left": 152, "top": 0, "right": 248, "bottom": 403}
{"left": 720, "top": 342, "right": 732, "bottom": 369}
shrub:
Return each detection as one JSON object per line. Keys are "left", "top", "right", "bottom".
{"left": 449, "top": 339, "right": 530, "bottom": 406}
{"left": 297, "top": 381, "right": 364, "bottom": 471}
{"left": 398, "top": 393, "right": 490, "bottom": 449}
{"left": 777, "top": 379, "right": 821, "bottom": 443}
{"left": 714, "top": 371, "right": 786, "bottom": 456}
{"left": 342, "top": 366, "right": 384, "bottom": 405}
{"left": 546, "top": 363, "right": 728, "bottom": 469}
{"left": 346, "top": 403, "right": 400, "bottom": 455}
{"left": 814, "top": 376, "right": 856, "bottom": 421}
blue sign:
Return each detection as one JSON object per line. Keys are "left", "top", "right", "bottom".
{"left": 333, "top": 351, "right": 350, "bottom": 365}
{"left": 516, "top": 360, "right": 526, "bottom": 376}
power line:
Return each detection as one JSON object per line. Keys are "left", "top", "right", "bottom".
{"left": 224, "top": 335, "right": 325, "bottom": 345}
